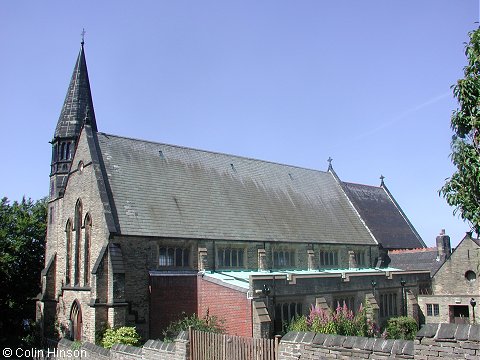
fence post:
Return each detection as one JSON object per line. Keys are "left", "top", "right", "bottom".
{"left": 189, "top": 326, "right": 193, "bottom": 360}
{"left": 274, "top": 335, "right": 281, "bottom": 359}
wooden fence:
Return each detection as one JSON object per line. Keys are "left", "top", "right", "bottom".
{"left": 190, "top": 329, "right": 279, "bottom": 360}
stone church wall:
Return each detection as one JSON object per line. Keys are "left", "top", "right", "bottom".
{"left": 45, "top": 129, "right": 113, "bottom": 343}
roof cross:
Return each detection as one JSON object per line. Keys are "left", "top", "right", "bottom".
{"left": 81, "top": 28, "right": 86, "bottom": 46}
{"left": 380, "top": 175, "right": 385, "bottom": 186}
{"left": 327, "top": 156, "right": 333, "bottom": 170}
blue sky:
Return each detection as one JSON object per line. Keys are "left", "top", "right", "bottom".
{"left": 1, "top": 1, "right": 478, "bottom": 246}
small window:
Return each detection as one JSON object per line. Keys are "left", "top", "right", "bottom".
{"left": 275, "top": 302, "right": 303, "bottom": 323}
{"left": 426, "top": 303, "right": 440, "bottom": 317}
{"left": 465, "top": 270, "right": 477, "bottom": 282}
{"left": 66, "top": 142, "right": 71, "bottom": 160}
{"left": 334, "top": 296, "right": 356, "bottom": 313}
{"left": 355, "top": 250, "right": 366, "bottom": 267}
{"left": 159, "top": 246, "right": 189, "bottom": 267}
{"left": 273, "top": 250, "right": 295, "bottom": 268}
{"left": 217, "top": 248, "right": 245, "bottom": 268}
{"left": 78, "top": 161, "right": 84, "bottom": 173}
{"left": 49, "top": 206, "right": 55, "bottom": 224}
{"left": 319, "top": 250, "right": 338, "bottom": 268}
{"left": 379, "top": 293, "right": 398, "bottom": 317}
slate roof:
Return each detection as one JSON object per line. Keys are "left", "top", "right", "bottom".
{"left": 387, "top": 248, "right": 443, "bottom": 275}
{"left": 55, "top": 44, "right": 97, "bottom": 139}
{"left": 96, "top": 133, "right": 377, "bottom": 245}
{"left": 341, "top": 182, "right": 425, "bottom": 250}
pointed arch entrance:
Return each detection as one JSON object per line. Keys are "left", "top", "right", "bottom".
{"left": 70, "top": 300, "right": 82, "bottom": 341}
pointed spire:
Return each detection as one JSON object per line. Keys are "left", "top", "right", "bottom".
{"left": 54, "top": 40, "right": 97, "bottom": 140}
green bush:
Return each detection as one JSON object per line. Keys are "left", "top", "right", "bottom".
{"left": 384, "top": 317, "right": 417, "bottom": 340}
{"left": 162, "top": 312, "right": 224, "bottom": 342}
{"left": 101, "top": 326, "right": 141, "bottom": 349}
{"left": 287, "top": 315, "right": 309, "bottom": 332}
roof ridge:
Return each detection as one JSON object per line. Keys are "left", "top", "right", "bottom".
{"left": 98, "top": 131, "right": 330, "bottom": 174}
{"left": 343, "top": 181, "right": 381, "bottom": 189}
{"left": 389, "top": 247, "right": 436, "bottom": 254}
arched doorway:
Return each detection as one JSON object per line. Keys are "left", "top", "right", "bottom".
{"left": 70, "top": 300, "right": 82, "bottom": 341}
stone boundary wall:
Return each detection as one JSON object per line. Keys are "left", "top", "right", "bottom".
{"left": 53, "top": 331, "right": 189, "bottom": 360}
{"left": 280, "top": 324, "right": 480, "bottom": 359}
{"left": 48, "top": 324, "right": 480, "bottom": 360}
{"left": 279, "top": 332, "right": 414, "bottom": 359}
{"left": 415, "top": 323, "right": 480, "bottom": 359}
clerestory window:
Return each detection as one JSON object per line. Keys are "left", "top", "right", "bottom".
{"left": 159, "top": 247, "right": 189, "bottom": 267}
{"left": 217, "top": 248, "right": 245, "bottom": 268}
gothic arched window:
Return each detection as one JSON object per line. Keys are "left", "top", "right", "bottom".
{"left": 65, "top": 220, "right": 72, "bottom": 284}
{"left": 65, "top": 142, "right": 71, "bottom": 160}
{"left": 84, "top": 214, "right": 92, "bottom": 286}
{"left": 74, "top": 199, "right": 82, "bottom": 285}
{"left": 60, "top": 142, "right": 66, "bottom": 160}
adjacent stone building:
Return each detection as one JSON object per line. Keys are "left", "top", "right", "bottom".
{"left": 37, "top": 43, "right": 429, "bottom": 343}
{"left": 418, "top": 233, "right": 480, "bottom": 325}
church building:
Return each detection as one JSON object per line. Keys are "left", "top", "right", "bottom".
{"left": 37, "top": 42, "right": 429, "bottom": 343}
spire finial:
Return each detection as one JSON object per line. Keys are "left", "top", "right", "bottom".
{"left": 327, "top": 156, "right": 333, "bottom": 171}
{"left": 380, "top": 175, "right": 385, "bottom": 186}
{"left": 81, "top": 28, "right": 86, "bottom": 46}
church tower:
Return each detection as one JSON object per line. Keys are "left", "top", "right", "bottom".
{"left": 49, "top": 39, "right": 97, "bottom": 199}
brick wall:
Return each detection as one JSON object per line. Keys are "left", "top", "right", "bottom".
{"left": 197, "top": 275, "right": 252, "bottom": 337}
{"left": 149, "top": 275, "right": 197, "bottom": 339}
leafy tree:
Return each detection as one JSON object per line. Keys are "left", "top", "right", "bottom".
{"left": 0, "top": 197, "right": 47, "bottom": 346}
{"left": 441, "top": 28, "right": 480, "bottom": 235}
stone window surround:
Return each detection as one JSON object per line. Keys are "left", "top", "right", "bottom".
{"left": 426, "top": 303, "right": 440, "bottom": 317}
{"left": 272, "top": 247, "right": 295, "bottom": 268}
{"left": 379, "top": 292, "right": 398, "bottom": 317}
{"left": 216, "top": 247, "right": 245, "bottom": 269}
{"left": 158, "top": 246, "right": 190, "bottom": 268}
{"left": 319, "top": 249, "right": 338, "bottom": 267}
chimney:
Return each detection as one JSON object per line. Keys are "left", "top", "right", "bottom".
{"left": 436, "top": 229, "right": 451, "bottom": 259}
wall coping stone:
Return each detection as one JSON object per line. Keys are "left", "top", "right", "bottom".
{"left": 342, "top": 335, "right": 357, "bottom": 348}
{"left": 58, "top": 338, "right": 73, "bottom": 346}
{"left": 416, "top": 323, "right": 438, "bottom": 338}
{"left": 282, "top": 332, "right": 415, "bottom": 357}
{"left": 391, "top": 339, "right": 407, "bottom": 355}
{"left": 111, "top": 343, "right": 142, "bottom": 355}
{"left": 456, "top": 324, "right": 469, "bottom": 340}
{"left": 437, "top": 323, "right": 457, "bottom": 339}
{"left": 352, "top": 336, "right": 369, "bottom": 350}
{"left": 312, "top": 333, "right": 328, "bottom": 345}
{"left": 177, "top": 330, "right": 189, "bottom": 341}
{"left": 82, "top": 341, "right": 110, "bottom": 356}
{"left": 469, "top": 325, "right": 480, "bottom": 341}
{"left": 403, "top": 339, "right": 414, "bottom": 356}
